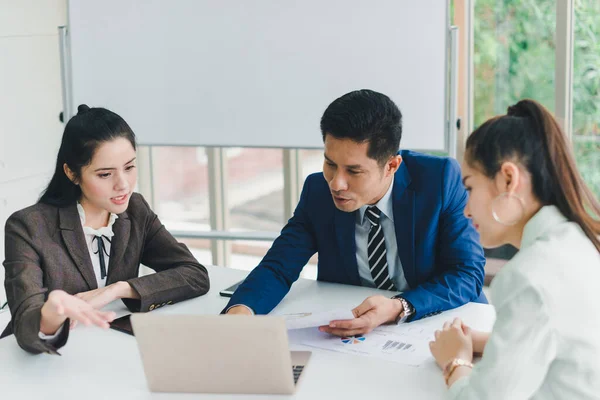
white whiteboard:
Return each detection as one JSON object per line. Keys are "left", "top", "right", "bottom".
{"left": 68, "top": 0, "right": 449, "bottom": 150}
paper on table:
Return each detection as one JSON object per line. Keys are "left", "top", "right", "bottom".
{"left": 284, "top": 309, "right": 354, "bottom": 330}
{"left": 288, "top": 303, "right": 495, "bottom": 367}
{"left": 298, "top": 326, "right": 432, "bottom": 366}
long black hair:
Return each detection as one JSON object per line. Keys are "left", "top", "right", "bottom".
{"left": 465, "top": 99, "right": 600, "bottom": 252}
{"left": 39, "top": 104, "right": 136, "bottom": 207}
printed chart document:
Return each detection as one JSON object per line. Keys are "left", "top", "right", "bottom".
{"left": 284, "top": 309, "right": 354, "bottom": 330}
{"left": 297, "top": 326, "right": 431, "bottom": 366}
{"left": 288, "top": 303, "right": 496, "bottom": 367}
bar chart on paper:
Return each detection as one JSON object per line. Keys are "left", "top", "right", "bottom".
{"left": 381, "top": 340, "right": 414, "bottom": 353}
{"left": 298, "top": 329, "right": 431, "bottom": 366}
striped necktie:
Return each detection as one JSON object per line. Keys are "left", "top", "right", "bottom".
{"left": 366, "top": 206, "right": 396, "bottom": 291}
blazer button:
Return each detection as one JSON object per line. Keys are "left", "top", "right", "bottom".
{"left": 149, "top": 304, "right": 155, "bottom": 311}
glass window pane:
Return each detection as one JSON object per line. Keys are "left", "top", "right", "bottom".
{"left": 230, "top": 240, "right": 273, "bottom": 271}
{"left": 229, "top": 239, "right": 317, "bottom": 279}
{"left": 152, "top": 146, "right": 210, "bottom": 232}
{"left": 474, "top": 0, "right": 556, "bottom": 128}
{"left": 145, "top": 147, "right": 212, "bottom": 268}
{"left": 179, "top": 238, "right": 213, "bottom": 267}
{"left": 301, "top": 149, "right": 324, "bottom": 181}
{"left": 226, "top": 148, "right": 285, "bottom": 270}
{"left": 227, "top": 147, "right": 285, "bottom": 231}
{"left": 573, "top": 0, "right": 600, "bottom": 199}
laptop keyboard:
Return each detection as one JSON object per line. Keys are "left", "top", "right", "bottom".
{"left": 292, "top": 365, "right": 305, "bottom": 384}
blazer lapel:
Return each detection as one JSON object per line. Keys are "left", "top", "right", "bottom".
{"left": 59, "top": 206, "right": 98, "bottom": 290}
{"left": 334, "top": 208, "right": 361, "bottom": 285}
{"left": 107, "top": 210, "right": 131, "bottom": 283}
{"left": 392, "top": 162, "right": 417, "bottom": 289}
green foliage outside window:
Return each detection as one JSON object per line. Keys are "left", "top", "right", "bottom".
{"left": 473, "top": 0, "right": 600, "bottom": 199}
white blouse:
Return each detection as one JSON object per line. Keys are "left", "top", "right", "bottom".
{"left": 39, "top": 204, "right": 118, "bottom": 340}
{"left": 448, "top": 205, "right": 600, "bottom": 399}
{"left": 76, "top": 203, "right": 118, "bottom": 288}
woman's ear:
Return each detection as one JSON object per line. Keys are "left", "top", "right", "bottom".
{"left": 63, "top": 163, "right": 78, "bottom": 185}
{"left": 495, "top": 161, "right": 520, "bottom": 194}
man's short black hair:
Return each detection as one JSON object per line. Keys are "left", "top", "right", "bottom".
{"left": 320, "top": 89, "right": 402, "bottom": 166}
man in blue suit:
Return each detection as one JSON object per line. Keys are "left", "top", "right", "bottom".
{"left": 226, "top": 90, "right": 485, "bottom": 337}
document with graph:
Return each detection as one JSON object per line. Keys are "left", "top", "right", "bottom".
{"left": 294, "top": 326, "right": 432, "bottom": 367}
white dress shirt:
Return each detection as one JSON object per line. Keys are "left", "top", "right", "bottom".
{"left": 448, "top": 205, "right": 600, "bottom": 399}
{"left": 77, "top": 203, "right": 118, "bottom": 289}
{"left": 355, "top": 177, "right": 410, "bottom": 292}
{"left": 39, "top": 204, "right": 118, "bottom": 341}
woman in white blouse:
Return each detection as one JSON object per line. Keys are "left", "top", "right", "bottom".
{"left": 429, "top": 99, "right": 600, "bottom": 399}
{"left": 2, "top": 105, "right": 210, "bottom": 354}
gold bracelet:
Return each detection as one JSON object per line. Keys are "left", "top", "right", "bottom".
{"left": 443, "top": 358, "right": 473, "bottom": 386}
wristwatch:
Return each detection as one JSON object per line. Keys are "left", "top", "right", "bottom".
{"left": 391, "top": 296, "right": 415, "bottom": 323}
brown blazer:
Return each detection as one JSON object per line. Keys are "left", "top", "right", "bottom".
{"left": 1, "top": 193, "right": 210, "bottom": 354}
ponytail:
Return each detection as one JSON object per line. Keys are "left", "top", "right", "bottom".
{"left": 466, "top": 99, "right": 600, "bottom": 252}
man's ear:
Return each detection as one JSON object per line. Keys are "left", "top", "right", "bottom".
{"left": 386, "top": 155, "right": 402, "bottom": 176}
{"left": 63, "top": 163, "right": 78, "bottom": 185}
{"left": 495, "top": 161, "right": 520, "bottom": 194}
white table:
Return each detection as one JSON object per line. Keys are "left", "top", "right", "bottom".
{"left": 0, "top": 265, "right": 495, "bottom": 399}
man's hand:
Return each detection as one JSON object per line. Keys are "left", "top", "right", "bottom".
{"left": 318, "top": 295, "right": 403, "bottom": 337}
{"left": 40, "top": 290, "right": 116, "bottom": 335}
{"left": 75, "top": 281, "right": 139, "bottom": 310}
{"left": 226, "top": 305, "right": 253, "bottom": 316}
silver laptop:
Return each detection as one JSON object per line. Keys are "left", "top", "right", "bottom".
{"left": 130, "top": 314, "right": 311, "bottom": 394}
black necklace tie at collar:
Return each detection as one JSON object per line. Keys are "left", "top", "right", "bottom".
{"left": 92, "top": 235, "right": 111, "bottom": 279}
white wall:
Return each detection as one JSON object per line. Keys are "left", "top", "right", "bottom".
{"left": 0, "top": 0, "right": 66, "bottom": 305}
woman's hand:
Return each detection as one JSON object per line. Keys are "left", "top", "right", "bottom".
{"left": 75, "top": 281, "right": 139, "bottom": 310}
{"left": 429, "top": 317, "right": 474, "bottom": 369}
{"left": 40, "top": 290, "right": 116, "bottom": 335}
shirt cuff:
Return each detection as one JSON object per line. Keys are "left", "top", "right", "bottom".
{"left": 225, "top": 304, "right": 255, "bottom": 315}
{"left": 447, "top": 374, "right": 470, "bottom": 398}
{"left": 38, "top": 324, "right": 65, "bottom": 344}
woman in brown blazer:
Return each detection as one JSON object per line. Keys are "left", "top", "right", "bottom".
{"left": 2, "top": 105, "right": 210, "bottom": 354}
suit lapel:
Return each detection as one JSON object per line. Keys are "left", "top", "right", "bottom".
{"left": 59, "top": 206, "right": 98, "bottom": 290}
{"left": 392, "top": 162, "right": 417, "bottom": 289}
{"left": 107, "top": 210, "right": 131, "bottom": 284}
{"left": 334, "top": 208, "right": 361, "bottom": 285}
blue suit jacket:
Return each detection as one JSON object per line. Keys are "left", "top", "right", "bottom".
{"left": 226, "top": 151, "right": 486, "bottom": 320}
